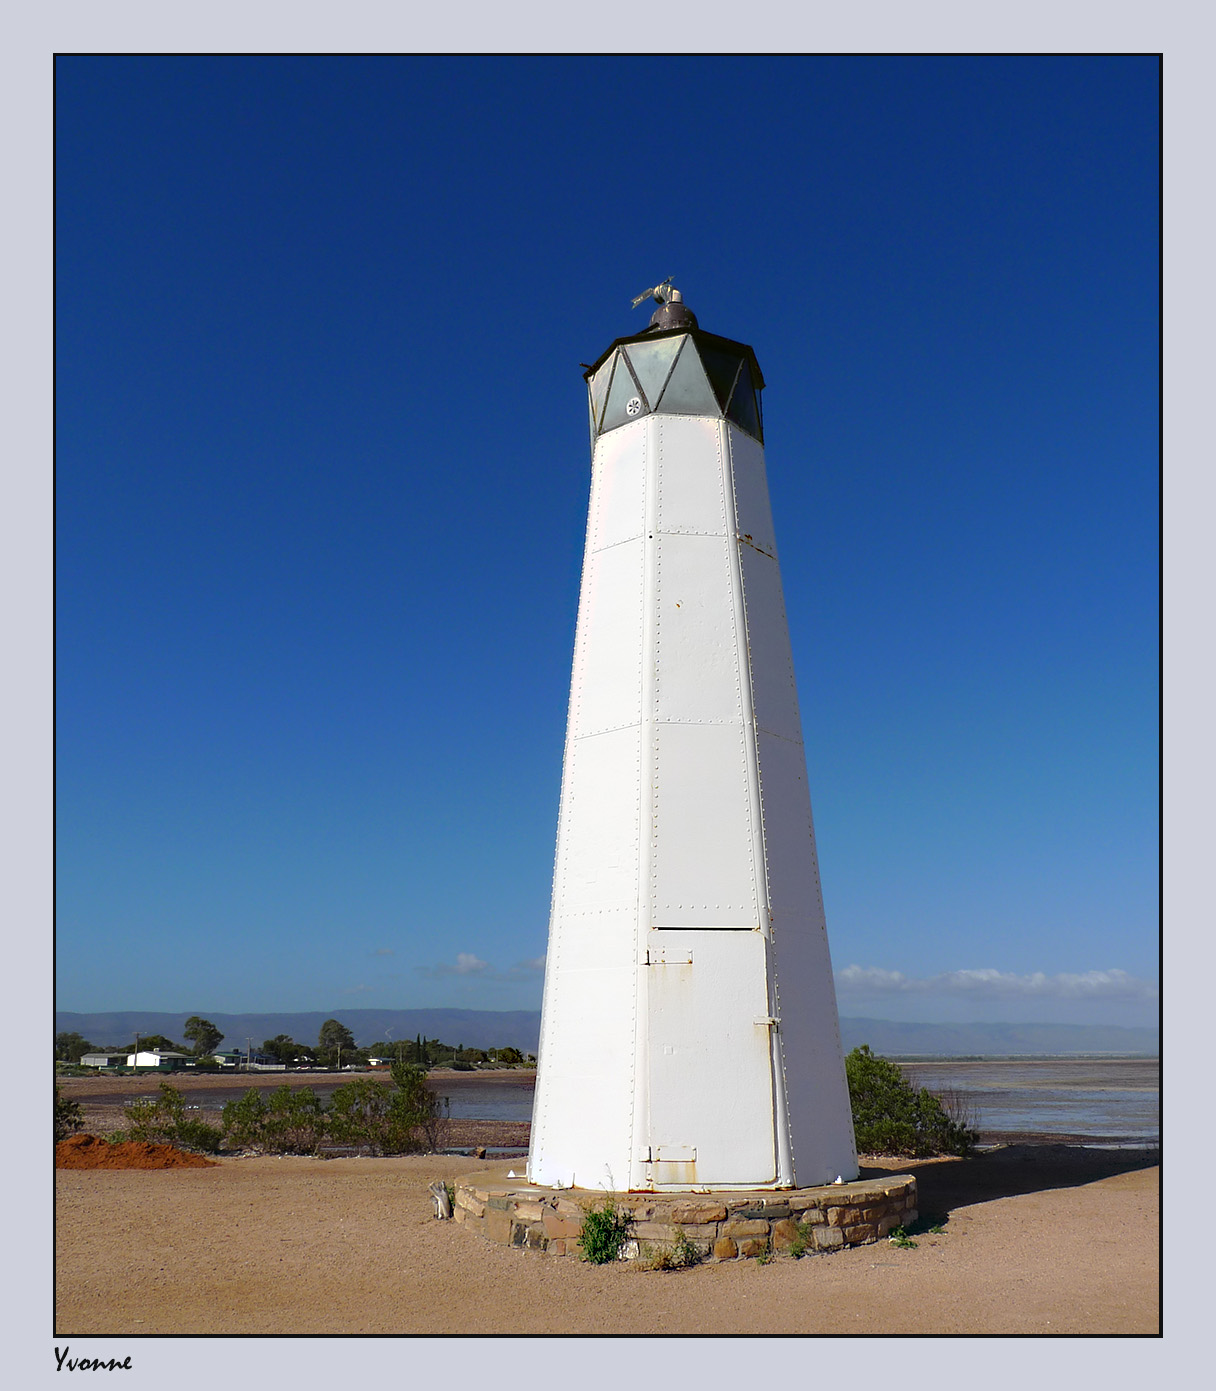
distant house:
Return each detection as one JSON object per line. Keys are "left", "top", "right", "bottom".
{"left": 80, "top": 1052, "right": 127, "bottom": 1069}
{"left": 127, "top": 1049, "right": 191, "bottom": 1071}
{"left": 212, "top": 1049, "right": 279, "bottom": 1069}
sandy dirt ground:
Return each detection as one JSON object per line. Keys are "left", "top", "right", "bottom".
{"left": 55, "top": 1144, "right": 1158, "bottom": 1336}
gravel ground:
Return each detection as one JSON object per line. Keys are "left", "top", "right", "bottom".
{"left": 54, "top": 1145, "right": 1158, "bottom": 1336}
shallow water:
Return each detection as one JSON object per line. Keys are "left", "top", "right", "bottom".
{"left": 896, "top": 1058, "right": 1159, "bottom": 1142}
{"left": 433, "top": 1059, "right": 1162, "bottom": 1140}
{"left": 88, "top": 1058, "right": 1160, "bottom": 1143}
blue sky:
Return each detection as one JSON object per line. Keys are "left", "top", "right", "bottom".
{"left": 55, "top": 55, "right": 1159, "bottom": 1026}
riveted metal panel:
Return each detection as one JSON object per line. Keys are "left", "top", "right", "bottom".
{"left": 738, "top": 545, "right": 802, "bottom": 745}
{"left": 654, "top": 533, "right": 744, "bottom": 727}
{"left": 655, "top": 415, "right": 728, "bottom": 536}
{"left": 769, "top": 902, "right": 858, "bottom": 1187}
{"left": 727, "top": 425, "right": 777, "bottom": 558}
{"left": 552, "top": 725, "right": 642, "bottom": 914}
{"left": 753, "top": 728, "right": 820, "bottom": 915}
{"left": 646, "top": 930, "right": 776, "bottom": 1186}
{"left": 569, "top": 540, "right": 644, "bottom": 740}
{"left": 529, "top": 946, "right": 637, "bottom": 1191}
{"left": 589, "top": 420, "right": 646, "bottom": 552}
{"left": 651, "top": 722, "right": 760, "bottom": 929}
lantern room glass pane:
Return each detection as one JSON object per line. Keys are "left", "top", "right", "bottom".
{"left": 601, "top": 351, "right": 647, "bottom": 432}
{"left": 699, "top": 345, "right": 744, "bottom": 411}
{"left": 655, "top": 338, "right": 719, "bottom": 417}
{"left": 623, "top": 336, "right": 683, "bottom": 411}
{"left": 589, "top": 354, "right": 615, "bottom": 430}
{"left": 726, "top": 368, "right": 762, "bottom": 439}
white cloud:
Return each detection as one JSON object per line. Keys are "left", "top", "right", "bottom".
{"left": 835, "top": 965, "right": 1158, "bottom": 1001}
{"left": 417, "top": 952, "right": 546, "bottom": 983}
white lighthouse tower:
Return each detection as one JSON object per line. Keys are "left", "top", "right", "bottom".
{"left": 527, "top": 283, "right": 858, "bottom": 1192}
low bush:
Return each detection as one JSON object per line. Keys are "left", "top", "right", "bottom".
{"left": 578, "top": 1194, "right": 632, "bottom": 1264}
{"left": 220, "top": 1088, "right": 270, "bottom": 1150}
{"left": 122, "top": 1082, "right": 222, "bottom": 1153}
{"left": 639, "top": 1227, "right": 703, "bottom": 1271}
{"left": 327, "top": 1077, "right": 420, "bottom": 1154}
{"left": 389, "top": 1059, "right": 449, "bottom": 1153}
{"left": 263, "top": 1085, "right": 327, "bottom": 1153}
{"left": 221, "top": 1086, "right": 327, "bottom": 1154}
{"left": 55, "top": 1085, "right": 84, "bottom": 1142}
{"left": 220, "top": 1064, "right": 448, "bottom": 1156}
{"left": 846, "top": 1045, "right": 978, "bottom": 1157}
{"left": 786, "top": 1220, "right": 814, "bottom": 1259}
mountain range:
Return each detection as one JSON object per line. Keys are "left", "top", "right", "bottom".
{"left": 54, "top": 1008, "right": 1159, "bottom": 1057}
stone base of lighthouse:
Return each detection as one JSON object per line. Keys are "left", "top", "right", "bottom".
{"left": 453, "top": 1163, "right": 917, "bottom": 1260}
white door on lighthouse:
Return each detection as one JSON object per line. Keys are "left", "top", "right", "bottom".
{"left": 645, "top": 932, "right": 776, "bottom": 1187}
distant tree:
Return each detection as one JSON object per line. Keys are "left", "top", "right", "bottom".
{"left": 122, "top": 1034, "right": 181, "bottom": 1054}
{"left": 495, "top": 1047, "right": 524, "bottom": 1066}
{"left": 183, "top": 1017, "right": 224, "bottom": 1056}
{"left": 262, "top": 1034, "right": 303, "bottom": 1065}
{"left": 318, "top": 1019, "right": 356, "bottom": 1051}
{"left": 55, "top": 1032, "right": 94, "bottom": 1064}
{"left": 317, "top": 1018, "right": 357, "bottom": 1067}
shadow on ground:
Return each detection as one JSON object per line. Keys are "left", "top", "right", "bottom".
{"left": 860, "top": 1144, "right": 1160, "bottom": 1220}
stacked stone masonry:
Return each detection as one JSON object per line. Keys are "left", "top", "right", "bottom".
{"left": 453, "top": 1166, "right": 917, "bottom": 1260}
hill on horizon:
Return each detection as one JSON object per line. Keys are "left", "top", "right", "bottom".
{"left": 54, "top": 1008, "right": 1160, "bottom": 1058}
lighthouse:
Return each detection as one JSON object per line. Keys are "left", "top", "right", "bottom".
{"left": 527, "top": 283, "right": 858, "bottom": 1192}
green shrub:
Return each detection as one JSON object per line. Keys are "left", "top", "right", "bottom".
{"left": 846, "top": 1045, "right": 978, "bottom": 1157}
{"left": 262, "top": 1085, "right": 326, "bottom": 1153}
{"left": 325, "top": 1078, "right": 402, "bottom": 1153}
{"left": 172, "top": 1118, "right": 225, "bottom": 1153}
{"left": 389, "top": 1060, "right": 449, "bottom": 1152}
{"left": 221, "top": 1085, "right": 326, "bottom": 1154}
{"left": 786, "top": 1220, "right": 813, "bottom": 1259}
{"left": 122, "top": 1082, "right": 222, "bottom": 1153}
{"left": 55, "top": 1085, "right": 84, "bottom": 1142}
{"left": 639, "top": 1227, "right": 703, "bottom": 1271}
{"left": 578, "top": 1194, "right": 632, "bottom": 1264}
{"left": 221, "top": 1088, "right": 270, "bottom": 1150}
{"left": 220, "top": 1069, "right": 447, "bottom": 1156}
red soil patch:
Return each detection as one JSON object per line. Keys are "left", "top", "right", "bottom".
{"left": 56, "top": 1133, "right": 217, "bottom": 1170}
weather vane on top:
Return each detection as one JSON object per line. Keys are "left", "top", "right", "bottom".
{"left": 630, "top": 276, "right": 678, "bottom": 310}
